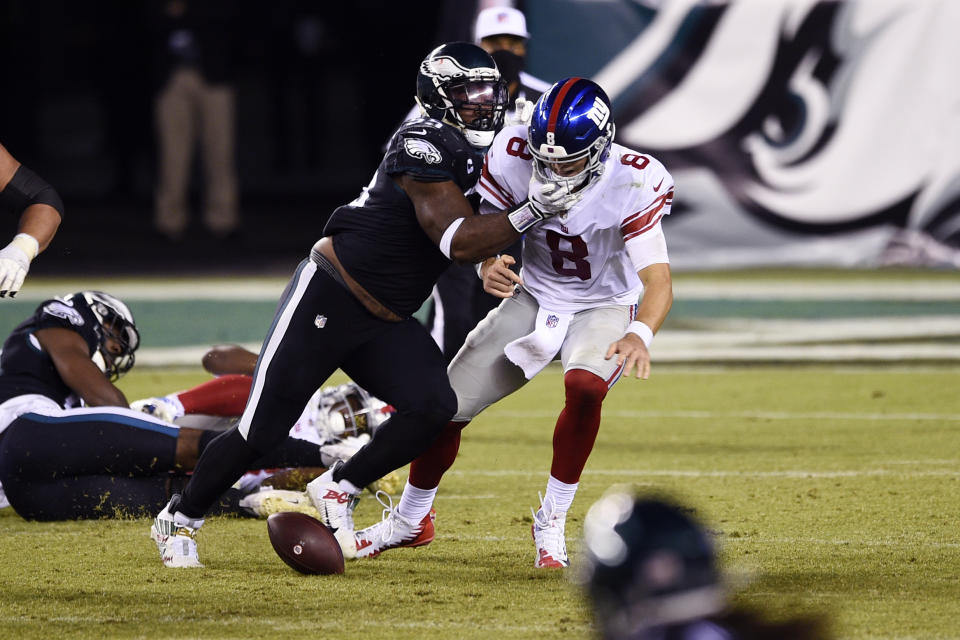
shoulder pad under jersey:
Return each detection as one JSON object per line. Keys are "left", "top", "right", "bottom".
{"left": 384, "top": 117, "right": 474, "bottom": 183}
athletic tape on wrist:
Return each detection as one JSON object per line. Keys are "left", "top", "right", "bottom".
{"left": 11, "top": 233, "right": 39, "bottom": 260}
{"left": 626, "top": 320, "right": 654, "bottom": 347}
{"left": 507, "top": 201, "right": 541, "bottom": 233}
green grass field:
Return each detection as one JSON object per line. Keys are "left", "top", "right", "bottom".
{"left": 1, "top": 364, "right": 958, "bottom": 639}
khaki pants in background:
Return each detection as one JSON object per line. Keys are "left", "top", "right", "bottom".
{"left": 154, "top": 68, "right": 239, "bottom": 238}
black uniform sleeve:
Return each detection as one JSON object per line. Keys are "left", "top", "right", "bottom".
{"left": 383, "top": 119, "right": 460, "bottom": 183}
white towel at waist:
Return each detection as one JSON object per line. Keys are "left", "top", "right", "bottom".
{"left": 504, "top": 307, "right": 573, "bottom": 379}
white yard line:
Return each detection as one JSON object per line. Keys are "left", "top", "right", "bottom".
{"left": 446, "top": 468, "right": 960, "bottom": 478}
{"left": 484, "top": 409, "right": 960, "bottom": 421}
{"left": 674, "top": 280, "right": 960, "bottom": 300}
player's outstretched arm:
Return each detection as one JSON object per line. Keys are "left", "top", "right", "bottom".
{"left": 35, "top": 327, "right": 129, "bottom": 406}
{"left": 400, "top": 175, "right": 524, "bottom": 263}
{"left": 605, "top": 262, "right": 673, "bottom": 380}
{"left": 202, "top": 344, "right": 259, "bottom": 376}
{"left": 0, "top": 143, "right": 64, "bottom": 298}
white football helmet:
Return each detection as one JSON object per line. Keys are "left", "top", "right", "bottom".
{"left": 312, "top": 382, "right": 391, "bottom": 443}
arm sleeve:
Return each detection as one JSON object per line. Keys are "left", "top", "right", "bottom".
{"left": 0, "top": 165, "right": 65, "bottom": 220}
{"left": 625, "top": 222, "right": 670, "bottom": 272}
{"left": 619, "top": 158, "right": 674, "bottom": 243}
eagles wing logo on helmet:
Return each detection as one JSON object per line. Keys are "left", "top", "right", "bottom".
{"left": 404, "top": 138, "right": 443, "bottom": 164}
{"left": 43, "top": 300, "right": 85, "bottom": 326}
{"left": 423, "top": 55, "right": 468, "bottom": 80}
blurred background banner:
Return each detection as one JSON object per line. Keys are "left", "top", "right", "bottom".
{"left": 1, "top": 0, "right": 959, "bottom": 274}
{"left": 527, "top": 0, "right": 960, "bottom": 270}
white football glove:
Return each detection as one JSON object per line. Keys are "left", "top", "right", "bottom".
{"left": 529, "top": 175, "right": 584, "bottom": 217}
{"left": 0, "top": 234, "right": 38, "bottom": 298}
{"left": 318, "top": 434, "right": 371, "bottom": 466}
{"left": 505, "top": 97, "right": 535, "bottom": 127}
{"left": 130, "top": 396, "right": 184, "bottom": 423}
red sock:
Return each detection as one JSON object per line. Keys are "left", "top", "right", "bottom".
{"left": 550, "top": 369, "right": 608, "bottom": 483}
{"left": 408, "top": 420, "right": 469, "bottom": 489}
{"left": 176, "top": 374, "right": 253, "bottom": 416}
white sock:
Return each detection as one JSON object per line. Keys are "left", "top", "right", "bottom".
{"left": 338, "top": 478, "right": 361, "bottom": 495}
{"left": 544, "top": 475, "right": 578, "bottom": 515}
{"left": 173, "top": 510, "right": 204, "bottom": 530}
{"left": 397, "top": 480, "right": 437, "bottom": 523}
{"left": 164, "top": 394, "right": 185, "bottom": 419}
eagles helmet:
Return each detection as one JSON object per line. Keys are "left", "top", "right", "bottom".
{"left": 528, "top": 77, "right": 615, "bottom": 190}
{"left": 580, "top": 490, "right": 725, "bottom": 638}
{"left": 313, "top": 382, "right": 391, "bottom": 443}
{"left": 416, "top": 42, "right": 509, "bottom": 148}
{"left": 68, "top": 291, "right": 140, "bottom": 381}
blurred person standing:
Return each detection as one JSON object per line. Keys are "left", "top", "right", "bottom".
{"left": 580, "top": 489, "right": 830, "bottom": 640}
{"left": 152, "top": 0, "right": 239, "bottom": 242}
{"left": 0, "top": 143, "right": 63, "bottom": 298}
{"left": 474, "top": 5, "right": 551, "bottom": 125}
{"left": 428, "top": 5, "right": 552, "bottom": 362}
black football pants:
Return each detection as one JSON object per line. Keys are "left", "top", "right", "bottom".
{"left": 178, "top": 258, "right": 456, "bottom": 517}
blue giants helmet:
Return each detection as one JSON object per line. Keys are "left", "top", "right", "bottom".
{"left": 528, "top": 77, "right": 615, "bottom": 190}
{"left": 417, "top": 42, "right": 509, "bottom": 148}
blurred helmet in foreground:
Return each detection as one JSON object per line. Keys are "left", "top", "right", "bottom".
{"left": 580, "top": 489, "right": 725, "bottom": 639}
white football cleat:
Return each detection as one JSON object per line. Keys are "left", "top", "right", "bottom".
{"left": 531, "top": 494, "right": 569, "bottom": 568}
{"left": 239, "top": 488, "right": 321, "bottom": 519}
{"left": 151, "top": 495, "right": 204, "bottom": 568}
{"left": 306, "top": 465, "right": 359, "bottom": 559}
{"left": 354, "top": 491, "right": 436, "bottom": 559}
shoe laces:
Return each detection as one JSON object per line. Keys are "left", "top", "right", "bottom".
{"left": 531, "top": 493, "right": 567, "bottom": 556}
{"left": 372, "top": 490, "right": 415, "bottom": 543}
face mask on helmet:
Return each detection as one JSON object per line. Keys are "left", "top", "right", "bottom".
{"left": 313, "top": 383, "right": 391, "bottom": 442}
{"left": 528, "top": 77, "right": 615, "bottom": 191}
{"left": 76, "top": 291, "right": 140, "bottom": 382}
{"left": 416, "top": 42, "right": 509, "bottom": 148}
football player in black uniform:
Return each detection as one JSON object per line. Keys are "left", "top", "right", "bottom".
{"left": 151, "top": 41, "right": 580, "bottom": 568}
{"left": 0, "top": 292, "right": 330, "bottom": 521}
{"left": 0, "top": 142, "right": 64, "bottom": 298}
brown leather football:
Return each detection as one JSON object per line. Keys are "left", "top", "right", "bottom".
{"left": 267, "top": 512, "right": 345, "bottom": 575}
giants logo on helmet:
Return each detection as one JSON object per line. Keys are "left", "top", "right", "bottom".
{"left": 586, "top": 97, "right": 610, "bottom": 128}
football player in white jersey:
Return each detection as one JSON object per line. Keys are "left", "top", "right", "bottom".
{"left": 352, "top": 78, "right": 675, "bottom": 567}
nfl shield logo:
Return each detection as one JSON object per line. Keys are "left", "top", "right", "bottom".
{"left": 545, "top": 314, "right": 559, "bottom": 328}
{"left": 315, "top": 315, "right": 327, "bottom": 328}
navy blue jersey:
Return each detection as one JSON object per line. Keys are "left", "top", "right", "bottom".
{"left": 324, "top": 117, "right": 484, "bottom": 318}
{"left": 0, "top": 296, "right": 103, "bottom": 405}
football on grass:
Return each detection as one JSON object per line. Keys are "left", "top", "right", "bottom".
{"left": 267, "top": 512, "right": 345, "bottom": 575}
